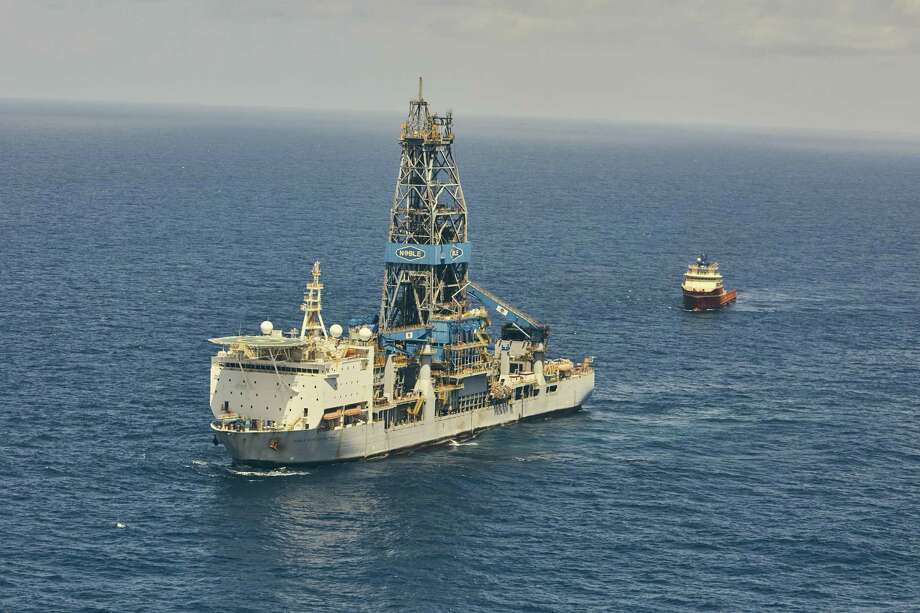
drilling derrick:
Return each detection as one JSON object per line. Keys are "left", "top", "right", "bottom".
{"left": 379, "top": 78, "right": 471, "bottom": 343}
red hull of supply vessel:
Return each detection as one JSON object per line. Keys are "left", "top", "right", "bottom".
{"left": 682, "top": 287, "right": 737, "bottom": 311}
{"left": 681, "top": 255, "right": 737, "bottom": 311}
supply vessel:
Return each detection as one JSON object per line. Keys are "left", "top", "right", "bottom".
{"left": 208, "top": 80, "right": 595, "bottom": 465}
{"left": 681, "top": 254, "right": 737, "bottom": 310}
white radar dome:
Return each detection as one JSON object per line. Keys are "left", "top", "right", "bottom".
{"left": 260, "top": 320, "right": 273, "bottom": 335}
{"left": 329, "top": 324, "right": 343, "bottom": 339}
{"left": 358, "top": 326, "right": 373, "bottom": 342}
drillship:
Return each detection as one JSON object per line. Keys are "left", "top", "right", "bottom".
{"left": 208, "top": 80, "right": 595, "bottom": 465}
{"left": 681, "top": 254, "right": 737, "bottom": 311}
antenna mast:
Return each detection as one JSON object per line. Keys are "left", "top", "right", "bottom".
{"left": 300, "top": 261, "right": 327, "bottom": 339}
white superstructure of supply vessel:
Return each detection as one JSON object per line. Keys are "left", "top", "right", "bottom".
{"left": 208, "top": 80, "right": 595, "bottom": 465}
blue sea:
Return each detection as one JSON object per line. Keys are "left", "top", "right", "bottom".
{"left": 1, "top": 101, "right": 918, "bottom": 612}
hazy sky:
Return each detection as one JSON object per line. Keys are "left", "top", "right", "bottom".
{"left": 2, "top": 1, "right": 919, "bottom": 134}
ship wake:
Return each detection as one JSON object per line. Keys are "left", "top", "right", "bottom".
{"left": 228, "top": 467, "right": 311, "bottom": 478}
{"left": 449, "top": 439, "right": 479, "bottom": 447}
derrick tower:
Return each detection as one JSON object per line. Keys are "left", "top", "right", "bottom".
{"left": 379, "top": 78, "right": 471, "bottom": 334}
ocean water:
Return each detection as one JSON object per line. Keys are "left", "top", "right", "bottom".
{"left": 1, "top": 101, "right": 918, "bottom": 612}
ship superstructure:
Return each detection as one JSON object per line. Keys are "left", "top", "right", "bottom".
{"left": 681, "top": 254, "right": 737, "bottom": 310}
{"left": 209, "top": 81, "right": 595, "bottom": 465}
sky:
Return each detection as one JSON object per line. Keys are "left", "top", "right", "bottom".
{"left": 1, "top": 0, "right": 919, "bottom": 135}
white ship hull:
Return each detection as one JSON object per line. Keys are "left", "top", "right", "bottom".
{"left": 213, "top": 371, "right": 594, "bottom": 465}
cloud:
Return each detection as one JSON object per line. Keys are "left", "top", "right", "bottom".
{"left": 27, "top": 0, "right": 920, "bottom": 56}
{"left": 718, "top": 1, "right": 920, "bottom": 56}
{"left": 278, "top": 0, "right": 920, "bottom": 55}
{"left": 1, "top": 0, "right": 918, "bottom": 133}
{"left": 494, "top": 1, "right": 920, "bottom": 56}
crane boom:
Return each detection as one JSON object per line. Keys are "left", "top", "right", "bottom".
{"left": 463, "top": 281, "right": 548, "bottom": 343}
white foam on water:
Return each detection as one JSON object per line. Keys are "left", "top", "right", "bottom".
{"left": 512, "top": 452, "right": 580, "bottom": 463}
{"left": 227, "top": 467, "right": 310, "bottom": 478}
{"left": 448, "top": 439, "right": 479, "bottom": 447}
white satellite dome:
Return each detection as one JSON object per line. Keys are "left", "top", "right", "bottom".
{"left": 358, "top": 326, "right": 373, "bottom": 342}
{"left": 260, "top": 320, "right": 273, "bottom": 335}
{"left": 329, "top": 323, "right": 343, "bottom": 339}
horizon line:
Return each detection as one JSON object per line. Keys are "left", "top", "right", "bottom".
{"left": 3, "top": 94, "right": 920, "bottom": 145}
